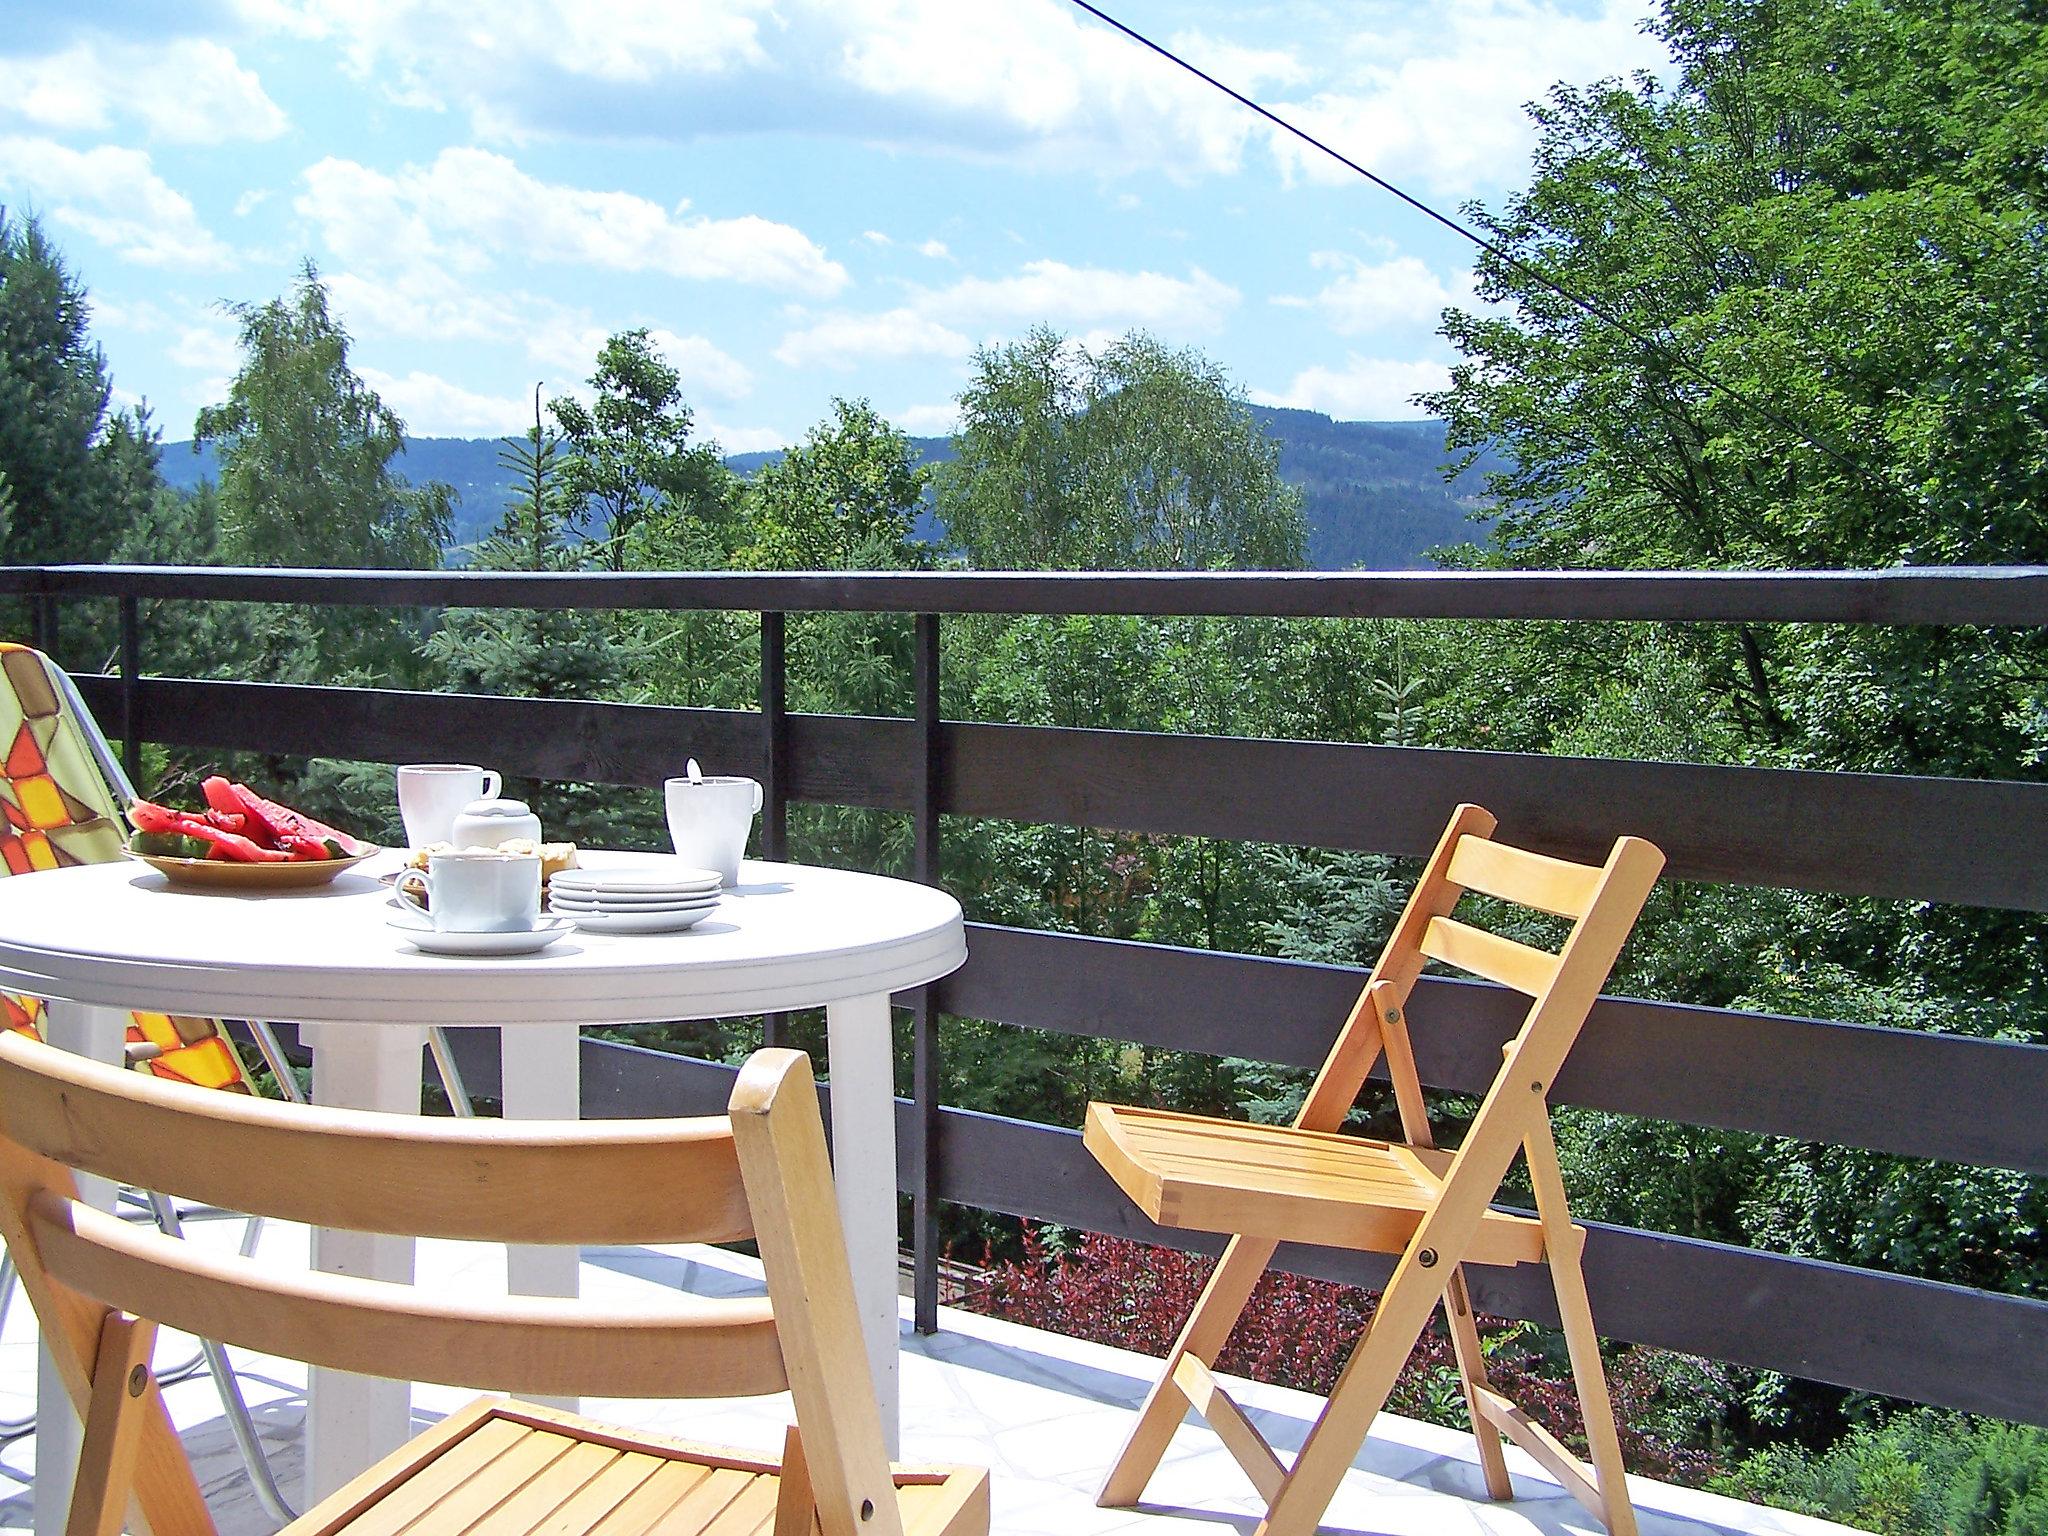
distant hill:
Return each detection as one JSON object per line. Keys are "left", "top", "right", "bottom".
{"left": 160, "top": 410, "right": 1500, "bottom": 570}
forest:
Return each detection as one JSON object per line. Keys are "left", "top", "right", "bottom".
{"left": 2, "top": 2, "right": 2045, "bottom": 1531}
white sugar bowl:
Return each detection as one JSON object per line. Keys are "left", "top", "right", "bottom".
{"left": 449, "top": 796, "right": 543, "bottom": 851}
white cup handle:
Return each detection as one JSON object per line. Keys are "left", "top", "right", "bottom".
{"left": 395, "top": 868, "right": 432, "bottom": 910}
{"left": 751, "top": 780, "right": 764, "bottom": 814}
{"left": 481, "top": 770, "right": 502, "bottom": 798}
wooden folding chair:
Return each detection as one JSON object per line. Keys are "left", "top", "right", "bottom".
{"left": 1085, "top": 803, "right": 1662, "bottom": 1536}
{"left": 0, "top": 1036, "right": 989, "bottom": 1536}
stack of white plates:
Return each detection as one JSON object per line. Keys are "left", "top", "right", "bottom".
{"left": 549, "top": 865, "right": 723, "bottom": 933}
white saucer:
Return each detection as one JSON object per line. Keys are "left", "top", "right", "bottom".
{"left": 553, "top": 865, "right": 720, "bottom": 895}
{"left": 386, "top": 911, "right": 575, "bottom": 956}
{"left": 549, "top": 892, "right": 721, "bottom": 911}
{"left": 567, "top": 905, "right": 717, "bottom": 934}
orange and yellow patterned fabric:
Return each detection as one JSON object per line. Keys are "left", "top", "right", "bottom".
{"left": 0, "top": 643, "right": 256, "bottom": 1094}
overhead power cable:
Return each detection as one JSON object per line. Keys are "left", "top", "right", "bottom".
{"left": 1063, "top": 0, "right": 1914, "bottom": 510}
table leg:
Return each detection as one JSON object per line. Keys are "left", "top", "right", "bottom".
{"left": 301, "top": 1022, "right": 427, "bottom": 1506}
{"left": 823, "top": 991, "right": 901, "bottom": 1457}
{"left": 34, "top": 1002, "right": 126, "bottom": 1536}
{"left": 501, "top": 1025, "right": 580, "bottom": 1412}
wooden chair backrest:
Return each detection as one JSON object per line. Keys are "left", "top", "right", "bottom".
{"left": 1293, "top": 803, "right": 1664, "bottom": 1149}
{"left": 0, "top": 1037, "right": 900, "bottom": 1536}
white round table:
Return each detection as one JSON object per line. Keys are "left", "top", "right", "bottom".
{"left": 0, "top": 853, "right": 964, "bottom": 1515}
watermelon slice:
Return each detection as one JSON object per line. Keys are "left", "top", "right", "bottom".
{"left": 199, "top": 777, "right": 372, "bottom": 860}
{"left": 129, "top": 801, "right": 293, "bottom": 862}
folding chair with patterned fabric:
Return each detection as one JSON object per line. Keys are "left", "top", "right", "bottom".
{"left": 0, "top": 643, "right": 261, "bottom": 1092}
{"left": 1085, "top": 803, "right": 1663, "bottom": 1536}
{"left": 0, "top": 641, "right": 474, "bottom": 1519}
{"left": 0, "top": 1039, "right": 990, "bottom": 1536}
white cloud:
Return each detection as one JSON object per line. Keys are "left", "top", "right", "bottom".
{"left": 238, "top": 0, "right": 1659, "bottom": 196}
{"left": 1264, "top": 1, "right": 1666, "bottom": 194}
{"left": 296, "top": 148, "right": 848, "bottom": 296}
{"left": 916, "top": 239, "right": 952, "bottom": 260}
{"left": 861, "top": 230, "right": 892, "bottom": 246}
{"left": 648, "top": 329, "right": 754, "bottom": 402}
{"left": 250, "top": 0, "right": 1260, "bottom": 179}
{"left": 892, "top": 402, "right": 960, "bottom": 436}
{"left": 1276, "top": 251, "right": 1474, "bottom": 336}
{"left": 168, "top": 324, "right": 243, "bottom": 375}
{"left": 1164, "top": 30, "right": 1312, "bottom": 91}
{"left": 359, "top": 367, "right": 536, "bottom": 438}
{"left": 0, "top": 138, "right": 234, "bottom": 267}
{"left": 924, "top": 260, "right": 1238, "bottom": 333}
{"left": 1252, "top": 356, "right": 1451, "bottom": 420}
{"left": 323, "top": 268, "right": 527, "bottom": 346}
{"left": 774, "top": 309, "right": 972, "bottom": 371}
{"left": 322, "top": 274, "right": 754, "bottom": 405}
{"left": 704, "top": 420, "right": 789, "bottom": 455}
{"left": 0, "top": 39, "right": 287, "bottom": 144}
{"left": 87, "top": 295, "right": 172, "bottom": 334}
{"left": 774, "top": 257, "right": 1237, "bottom": 372}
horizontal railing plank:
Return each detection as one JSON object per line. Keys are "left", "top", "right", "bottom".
{"left": 405, "top": 1030, "right": 2048, "bottom": 1427}
{"left": 97, "top": 675, "right": 762, "bottom": 785}
{"left": 940, "top": 926, "right": 2048, "bottom": 1175}
{"left": 942, "top": 723, "right": 2048, "bottom": 910}
{"left": 87, "top": 674, "right": 2048, "bottom": 911}
{"left": 18, "top": 562, "right": 2048, "bottom": 625}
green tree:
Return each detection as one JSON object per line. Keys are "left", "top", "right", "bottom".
{"left": 198, "top": 262, "right": 450, "bottom": 573}
{"left": 0, "top": 209, "right": 164, "bottom": 658}
{"left": 1422, "top": 0, "right": 2048, "bottom": 769}
{"left": 428, "top": 387, "right": 622, "bottom": 697}
{"left": 551, "top": 330, "right": 735, "bottom": 571}
{"left": 741, "top": 397, "right": 928, "bottom": 571}
{"left": 425, "top": 389, "right": 639, "bottom": 848}
{"left": 195, "top": 262, "right": 450, "bottom": 682}
{"left": 938, "top": 328, "right": 1306, "bottom": 570}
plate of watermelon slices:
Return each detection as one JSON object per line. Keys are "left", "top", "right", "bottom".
{"left": 124, "top": 777, "right": 380, "bottom": 889}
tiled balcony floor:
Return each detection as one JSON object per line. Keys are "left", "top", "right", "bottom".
{"left": 0, "top": 1217, "right": 1854, "bottom": 1536}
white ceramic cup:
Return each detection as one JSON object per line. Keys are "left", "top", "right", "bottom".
{"left": 397, "top": 764, "right": 501, "bottom": 848}
{"left": 395, "top": 849, "right": 541, "bottom": 933}
{"left": 664, "top": 775, "right": 763, "bottom": 888}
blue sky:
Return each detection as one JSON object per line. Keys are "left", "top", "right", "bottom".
{"left": 0, "top": 0, "right": 1666, "bottom": 452}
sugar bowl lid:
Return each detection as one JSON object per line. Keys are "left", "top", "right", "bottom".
{"left": 458, "top": 796, "right": 534, "bottom": 820}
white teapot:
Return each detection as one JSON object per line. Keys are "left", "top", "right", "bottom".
{"left": 449, "top": 796, "right": 543, "bottom": 851}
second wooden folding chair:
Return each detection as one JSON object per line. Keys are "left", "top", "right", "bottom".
{"left": 1085, "top": 803, "right": 1663, "bottom": 1536}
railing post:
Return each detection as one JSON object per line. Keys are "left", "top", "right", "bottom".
{"left": 27, "top": 569, "right": 52, "bottom": 657}
{"left": 118, "top": 595, "right": 141, "bottom": 787}
{"left": 911, "top": 612, "right": 943, "bottom": 1332}
{"left": 760, "top": 611, "right": 789, "bottom": 1050}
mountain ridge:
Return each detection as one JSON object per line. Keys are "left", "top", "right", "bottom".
{"left": 159, "top": 407, "right": 1499, "bottom": 570}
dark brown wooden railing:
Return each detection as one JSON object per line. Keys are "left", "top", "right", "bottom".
{"left": 7, "top": 563, "right": 2046, "bottom": 1425}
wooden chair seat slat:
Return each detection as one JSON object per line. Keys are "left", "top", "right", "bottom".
{"left": 526, "top": 1451, "right": 678, "bottom": 1536}
{"left": 584, "top": 1463, "right": 738, "bottom": 1536}
{"left": 1087, "top": 1103, "right": 1547, "bottom": 1264}
{"left": 466, "top": 1440, "right": 628, "bottom": 1536}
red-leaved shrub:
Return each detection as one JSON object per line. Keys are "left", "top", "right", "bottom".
{"left": 962, "top": 1227, "right": 1718, "bottom": 1486}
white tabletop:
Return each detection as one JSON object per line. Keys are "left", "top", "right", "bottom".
{"left": 0, "top": 853, "right": 966, "bottom": 1026}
